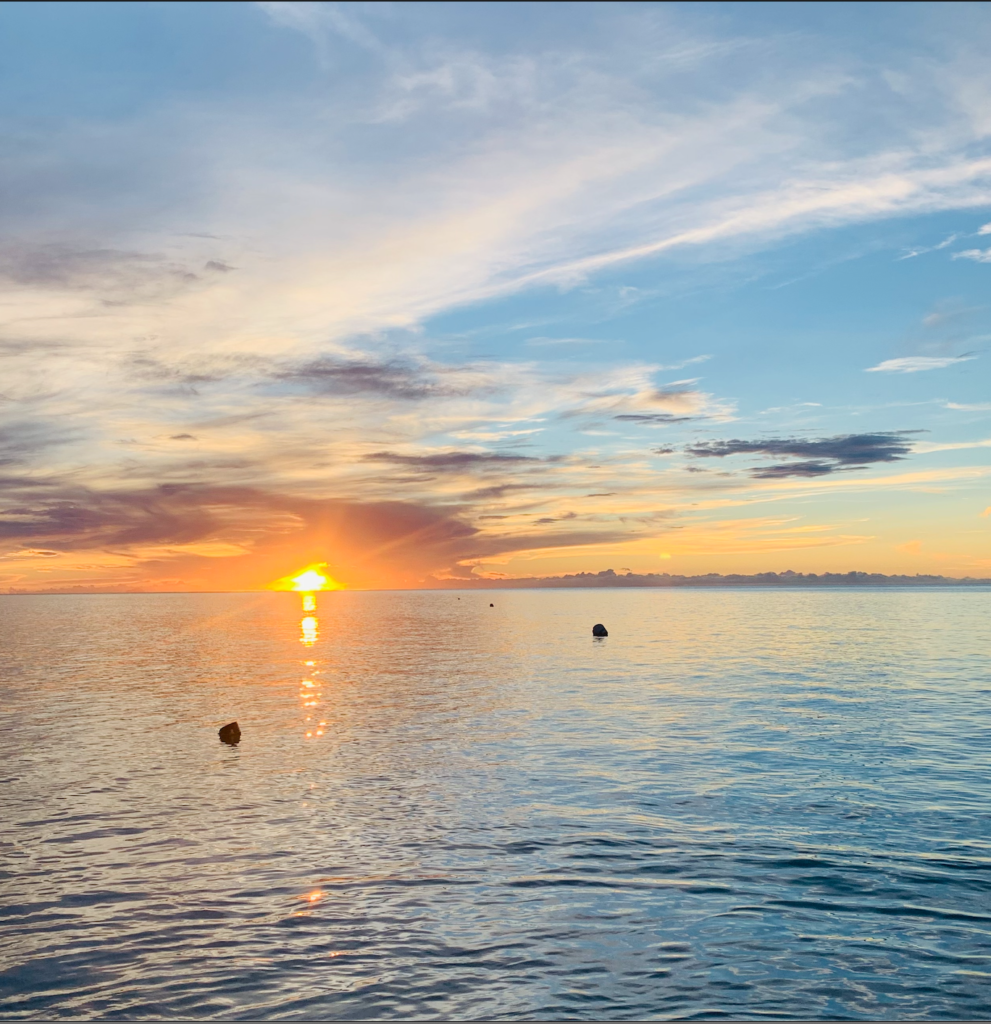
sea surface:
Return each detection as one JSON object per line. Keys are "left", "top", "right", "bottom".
{"left": 2, "top": 588, "right": 991, "bottom": 1021}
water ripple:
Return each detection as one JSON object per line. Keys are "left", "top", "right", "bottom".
{"left": 1, "top": 588, "right": 990, "bottom": 1019}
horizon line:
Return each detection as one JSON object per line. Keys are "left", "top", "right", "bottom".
{"left": 4, "top": 568, "right": 991, "bottom": 596}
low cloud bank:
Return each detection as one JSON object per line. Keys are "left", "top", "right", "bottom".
{"left": 430, "top": 569, "right": 991, "bottom": 588}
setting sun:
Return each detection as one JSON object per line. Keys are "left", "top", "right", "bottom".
{"left": 292, "top": 569, "right": 327, "bottom": 592}
{"left": 270, "top": 564, "right": 343, "bottom": 593}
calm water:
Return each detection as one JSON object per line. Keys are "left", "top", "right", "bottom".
{"left": 2, "top": 589, "right": 991, "bottom": 1021}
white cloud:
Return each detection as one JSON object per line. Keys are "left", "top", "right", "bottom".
{"left": 865, "top": 356, "right": 977, "bottom": 373}
{"left": 979, "top": 222, "right": 991, "bottom": 235}
{"left": 953, "top": 247, "right": 991, "bottom": 262}
{"left": 913, "top": 437, "right": 991, "bottom": 454}
{"left": 657, "top": 355, "right": 712, "bottom": 370}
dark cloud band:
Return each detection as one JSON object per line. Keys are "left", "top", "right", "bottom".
{"left": 683, "top": 431, "right": 920, "bottom": 478}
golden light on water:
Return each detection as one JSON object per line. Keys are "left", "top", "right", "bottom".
{"left": 300, "top": 616, "right": 318, "bottom": 645}
{"left": 282, "top": 576, "right": 330, "bottom": 746}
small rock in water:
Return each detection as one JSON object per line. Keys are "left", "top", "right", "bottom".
{"left": 490, "top": 603, "right": 494, "bottom": 607}
{"left": 218, "top": 721, "right": 241, "bottom": 745}
{"left": 592, "top": 623, "right": 608, "bottom": 637}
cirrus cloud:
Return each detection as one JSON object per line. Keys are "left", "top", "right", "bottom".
{"left": 865, "top": 355, "right": 977, "bottom": 373}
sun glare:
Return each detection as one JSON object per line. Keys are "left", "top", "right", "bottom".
{"left": 271, "top": 563, "right": 343, "bottom": 592}
{"left": 293, "top": 569, "right": 328, "bottom": 591}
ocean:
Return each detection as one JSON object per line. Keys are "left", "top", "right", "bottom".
{"left": 2, "top": 589, "right": 990, "bottom": 1020}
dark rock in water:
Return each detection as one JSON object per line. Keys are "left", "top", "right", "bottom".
{"left": 490, "top": 603, "right": 494, "bottom": 607}
{"left": 592, "top": 623, "right": 608, "bottom": 637}
{"left": 218, "top": 721, "right": 241, "bottom": 745}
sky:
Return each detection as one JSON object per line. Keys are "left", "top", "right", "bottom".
{"left": 1, "top": 0, "right": 990, "bottom": 593}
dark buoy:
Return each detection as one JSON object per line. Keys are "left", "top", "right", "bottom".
{"left": 490, "top": 603, "right": 494, "bottom": 607}
{"left": 592, "top": 623, "right": 608, "bottom": 637}
{"left": 218, "top": 721, "right": 241, "bottom": 745}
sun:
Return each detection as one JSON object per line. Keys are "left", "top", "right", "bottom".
{"left": 271, "top": 563, "right": 343, "bottom": 592}
{"left": 292, "top": 569, "right": 328, "bottom": 592}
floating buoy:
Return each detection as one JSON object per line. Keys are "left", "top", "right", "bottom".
{"left": 490, "top": 603, "right": 494, "bottom": 607}
{"left": 592, "top": 623, "right": 608, "bottom": 637}
{"left": 218, "top": 721, "right": 241, "bottom": 745}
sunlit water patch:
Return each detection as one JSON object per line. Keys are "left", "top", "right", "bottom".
{"left": 2, "top": 589, "right": 990, "bottom": 1020}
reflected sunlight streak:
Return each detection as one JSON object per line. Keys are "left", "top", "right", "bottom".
{"left": 300, "top": 616, "right": 318, "bottom": 645}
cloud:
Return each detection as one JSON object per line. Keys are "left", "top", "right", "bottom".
{"left": 657, "top": 355, "right": 712, "bottom": 371}
{"left": 614, "top": 413, "right": 698, "bottom": 424}
{"left": 685, "top": 432, "right": 918, "bottom": 478}
{"left": 274, "top": 356, "right": 485, "bottom": 400}
{"left": 565, "top": 374, "right": 735, "bottom": 422}
{"left": 0, "top": 421, "right": 72, "bottom": 466}
{"left": 865, "top": 355, "right": 977, "bottom": 372}
{"left": 953, "top": 247, "right": 991, "bottom": 262}
{"left": 750, "top": 460, "right": 846, "bottom": 478}
{"left": 127, "top": 354, "right": 227, "bottom": 388}
{"left": 362, "top": 450, "right": 545, "bottom": 470}
{"left": 912, "top": 436, "right": 991, "bottom": 454}
{"left": 463, "top": 482, "right": 543, "bottom": 499}
{"left": 321, "top": 360, "right": 424, "bottom": 397}
{"left": 897, "top": 233, "right": 961, "bottom": 259}
{"left": 0, "top": 243, "right": 218, "bottom": 309}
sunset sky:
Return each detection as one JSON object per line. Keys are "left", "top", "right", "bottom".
{"left": 2, "top": 0, "right": 990, "bottom": 592}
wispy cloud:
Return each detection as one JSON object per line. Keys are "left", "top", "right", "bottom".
{"left": 897, "top": 232, "right": 961, "bottom": 259}
{"left": 866, "top": 355, "right": 977, "bottom": 373}
{"left": 912, "top": 436, "right": 991, "bottom": 454}
{"left": 953, "top": 247, "right": 991, "bottom": 263}
{"left": 563, "top": 373, "right": 735, "bottom": 423}
{"left": 273, "top": 355, "right": 494, "bottom": 400}
{"left": 361, "top": 450, "right": 547, "bottom": 470}
{"left": 656, "top": 355, "right": 712, "bottom": 371}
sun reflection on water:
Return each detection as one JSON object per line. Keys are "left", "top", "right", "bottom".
{"left": 297, "top": 592, "right": 327, "bottom": 741}
{"left": 300, "top": 616, "right": 318, "bottom": 645}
